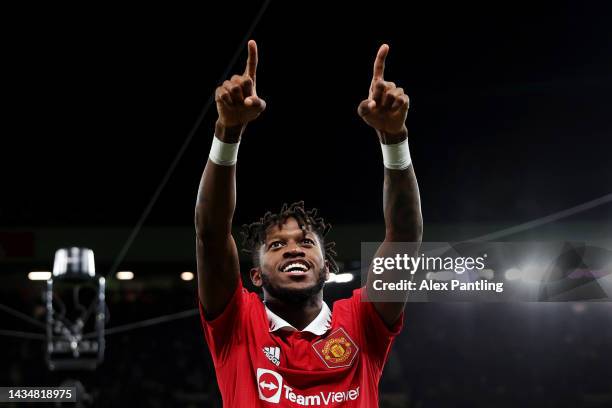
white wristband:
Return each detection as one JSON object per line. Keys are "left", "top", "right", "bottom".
{"left": 209, "top": 135, "right": 240, "bottom": 166}
{"left": 380, "top": 138, "right": 412, "bottom": 170}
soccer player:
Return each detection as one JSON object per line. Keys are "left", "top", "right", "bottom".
{"left": 195, "top": 40, "right": 422, "bottom": 407}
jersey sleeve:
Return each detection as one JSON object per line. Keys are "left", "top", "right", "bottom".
{"left": 349, "top": 287, "right": 404, "bottom": 369}
{"left": 198, "top": 279, "right": 248, "bottom": 365}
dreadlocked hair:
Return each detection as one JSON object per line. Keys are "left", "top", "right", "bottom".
{"left": 240, "top": 201, "right": 339, "bottom": 274}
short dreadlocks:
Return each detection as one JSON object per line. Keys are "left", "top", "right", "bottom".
{"left": 240, "top": 201, "right": 339, "bottom": 274}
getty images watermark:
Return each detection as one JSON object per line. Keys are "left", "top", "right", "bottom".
{"left": 360, "top": 242, "right": 612, "bottom": 302}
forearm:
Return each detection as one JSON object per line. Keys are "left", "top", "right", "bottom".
{"left": 364, "top": 128, "right": 422, "bottom": 326}
{"left": 194, "top": 121, "right": 245, "bottom": 237}
{"left": 379, "top": 128, "right": 423, "bottom": 243}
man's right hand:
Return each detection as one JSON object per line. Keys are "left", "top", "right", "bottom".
{"left": 215, "top": 40, "right": 266, "bottom": 131}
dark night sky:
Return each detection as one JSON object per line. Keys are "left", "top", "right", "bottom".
{"left": 3, "top": 1, "right": 611, "bottom": 227}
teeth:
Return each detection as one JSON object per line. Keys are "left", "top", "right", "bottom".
{"left": 282, "top": 262, "right": 309, "bottom": 272}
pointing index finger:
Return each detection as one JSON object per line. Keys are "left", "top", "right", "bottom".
{"left": 244, "top": 40, "right": 258, "bottom": 80}
{"left": 372, "top": 44, "right": 389, "bottom": 81}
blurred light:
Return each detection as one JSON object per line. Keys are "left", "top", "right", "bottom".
{"left": 52, "top": 247, "right": 95, "bottom": 277}
{"left": 28, "top": 271, "right": 51, "bottom": 280}
{"left": 571, "top": 303, "right": 587, "bottom": 314}
{"left": 52, "top": 250, "right": 67, "bottom": 274}
{"left": 116, "top": 271, "right": 134, "bottom": 280}
{"left": 180, "top": 271, "right": 194, "bottom": 281}
{"left": 327, "top": 273, "right": 354, "bottom": 283}
{"left": 428, "top": 271, "right": 455, "bottom": 281}
{"left": 504, "top": 267, "right": 522, "bottom": 280}
{"left": 479, "top": 269, "right": 495, "bottom": 280}
{"left": 521, "top": 263, "right": 548, "bottom": 282}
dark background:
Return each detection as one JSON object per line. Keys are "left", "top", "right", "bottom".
{"left": 1, "top": 1, "right": 611, "bottom": 407}
{"left": 3, "top": 1, "right": 611, "bottom": 227}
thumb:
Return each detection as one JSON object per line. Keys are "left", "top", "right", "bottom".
{"left": 357, "top": 99, "right": 376, "bottom": 117}
{"left": 245, "top": 96, "right": 267, "bottom": 111}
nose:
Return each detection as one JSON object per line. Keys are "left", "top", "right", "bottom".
{"left": 283, "top": 247, "right": 304, "bottom": 258}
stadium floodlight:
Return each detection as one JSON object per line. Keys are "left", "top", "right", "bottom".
{"left": 180, "top": 271, "right": 195, "bottom": 281}
{"left": 28, "top": 271, "right": 52, "bottom": 280}
{"left": 116, "top": 271, "right": 134, "bottom": 280}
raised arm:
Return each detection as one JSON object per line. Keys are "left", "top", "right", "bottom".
{"left": 195, "top": 40, "right": 266, "bottom": 319}
{"left": 357, "top": 44, "right": 423, "bottom": 327}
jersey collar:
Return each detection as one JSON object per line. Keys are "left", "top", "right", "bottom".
{"left": 265, "top": 302, "right": 332, "bottom": 335}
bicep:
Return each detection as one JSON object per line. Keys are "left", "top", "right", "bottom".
{"left": 196, "top": 233, "right": 240, "bottom": 320}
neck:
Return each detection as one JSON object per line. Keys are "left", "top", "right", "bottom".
{"left": 264, "top": 291, "right": 323, "bottom": 331}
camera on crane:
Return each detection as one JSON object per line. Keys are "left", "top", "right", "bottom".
{"left": 46, "top": 247, "right": 106, "bottom": 371}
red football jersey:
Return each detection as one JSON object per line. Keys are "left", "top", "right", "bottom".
{"left": 199, "top": 280, "right": 403, "bottom": 407}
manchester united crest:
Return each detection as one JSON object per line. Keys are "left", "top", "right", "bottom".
{"left": 312, "top": 328, "right": 359, "bottom": 368}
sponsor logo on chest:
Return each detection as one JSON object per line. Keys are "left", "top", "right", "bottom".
{"left": 256, "top": 368, "right": 360, "bottom": 405}
{"left": 257, "top": 368, "right": 283, "bottom": 403}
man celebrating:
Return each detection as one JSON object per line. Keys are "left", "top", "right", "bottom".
{"left": 195, "top": 40, "right": 422, "bottom": 407}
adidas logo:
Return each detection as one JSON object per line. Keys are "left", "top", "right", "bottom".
{"left": 263, "top": 346, "right": 280, "bottom": 366}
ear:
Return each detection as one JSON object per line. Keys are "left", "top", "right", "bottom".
{"left": 250, "top": 267, "right": 263, "bottom": 287}
{"left": 324, "top": 259, "right": 331, "bottom": 281}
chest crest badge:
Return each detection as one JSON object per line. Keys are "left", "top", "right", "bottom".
{"left": 312, "top": 327, "right": 359, "bottom": 368}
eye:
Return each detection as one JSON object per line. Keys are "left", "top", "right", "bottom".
{"left": 301, "top": 238, "right": 315, "bottom": 246}
{"left": 269, "top": 241, "right": 284, "bottom": 250}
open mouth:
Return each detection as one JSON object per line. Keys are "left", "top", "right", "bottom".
{"left": 279, "top": 259, "right": 311, "bottom": 276}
